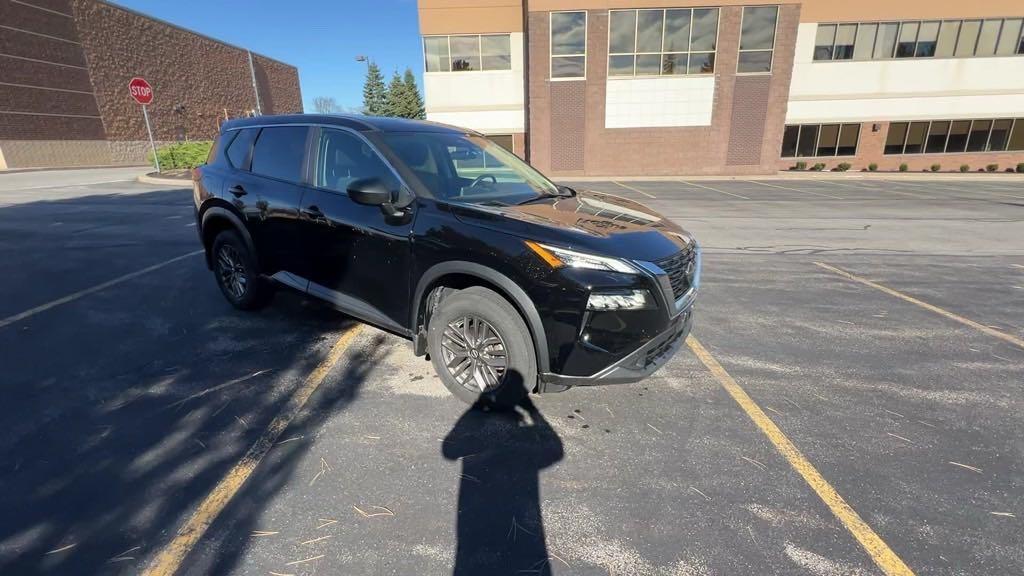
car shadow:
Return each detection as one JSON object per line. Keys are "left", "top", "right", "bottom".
{"left": 442, "top": 384, "right": 564, "bottom": 576}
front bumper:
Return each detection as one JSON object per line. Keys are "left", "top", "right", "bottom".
{"left": 539, "top": 307, "right": 692, "bottom": 392}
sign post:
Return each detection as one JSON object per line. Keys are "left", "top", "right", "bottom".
{"left": 128, "top": 77, "right": 159, "bottom": 173}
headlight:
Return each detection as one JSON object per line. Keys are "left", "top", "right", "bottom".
{"left": 587, "top": 290, "right": 655, "bottom": 310}
{"left": 525, "top": 241, "right": 637, "bottom": 274}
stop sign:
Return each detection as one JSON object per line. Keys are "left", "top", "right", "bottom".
{"left": 128, "top": 77, "right": 153, "bottom": 105}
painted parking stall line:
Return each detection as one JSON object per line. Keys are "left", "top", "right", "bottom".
{"left": 686, "top": 336, "right": 916, "bottom": 576}
{"left": 742, "top": 180, "right": 842, "bottom": 199}
{"left": 613, "top": 181, "right": 657, "bottom": 199}
{"left": 0, "top": 250, "right": 204, "bottom": 330}
{"left": 814, "top": 262, "right": 1024, "bottom": 350}
{"left": 679, "top": 180, "right": 750, "bottom": 200}
{"left": 143, "top": 324, "right": 365, "bottom": 576}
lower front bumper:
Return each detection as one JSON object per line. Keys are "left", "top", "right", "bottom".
{"left": 539, "top": 308, "right": 693, "bottom": 393}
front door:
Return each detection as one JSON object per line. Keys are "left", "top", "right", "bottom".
{"left": 299, "top": 127, "right": 414, "bottom": 333}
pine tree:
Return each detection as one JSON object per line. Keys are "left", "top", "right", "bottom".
{"left": 384, "top": 70, "right": 407, "bottom": 118}
{"left": 403, "top": 68, "right": 425, "bottom": 120}
{"left": 362, "top": 62, "right": 387, "bottom": 116}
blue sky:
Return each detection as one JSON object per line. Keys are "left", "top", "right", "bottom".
{"left": 111, "top": 0, "right": 423, "bottom": 111}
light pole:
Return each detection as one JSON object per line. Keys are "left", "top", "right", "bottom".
{"left": 355, "top": 55, "right": 370, "bottom": 73}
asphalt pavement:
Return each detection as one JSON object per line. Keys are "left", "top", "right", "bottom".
{"left": 0, "top": 169, "right": 1021, "bottom": 575}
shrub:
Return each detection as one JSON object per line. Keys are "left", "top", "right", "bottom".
{"left": 899, "top": 163, "right": 908, "bottom": 172}
{"left": 960, "top": 164, "right": 970, "bottom": 173}
{"left": 930, "top": 163, "right": 941, "bottom": 172}
{"left": 1007, "top": 167, "right": 1016, "bottom": 173}
{"left": 978, "top": 168, "right": 985, "bottom": 172}
{"left": 147, "top": 140, "right": 213, "bottom": 170}
{"left": 1017, "top": 162, "right": 1024, "bottom": 173}
{"left": 811, "top": 162, "right": 826, "bottom": 171}
{"left": 836, "top": 162, "right": 852, "bottom": 172}
{"left": 794, "top": 161, "right": 807, "bottom": 171}
{"left": 868, "top": 163, "right": 878, "bottom": 172}
{"left": 986, "top": 163, "right": 999, "bottom": 172}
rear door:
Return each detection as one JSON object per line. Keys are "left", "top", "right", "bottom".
{"left": 241, "top": 125, "right": 312, "bottom": 280}
{"left": 298, "top": 127, "right": 414, "bottom": 332}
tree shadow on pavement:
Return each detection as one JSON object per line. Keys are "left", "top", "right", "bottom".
{"left": 0, "top": 188, "right": 387, "bottom": 574}
{"left": 443, "top": 387, "right": 564, "bottom": 576}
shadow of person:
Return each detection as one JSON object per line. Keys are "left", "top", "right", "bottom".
{"left": 442, "top": 386, "right": 564, "bottom": 576}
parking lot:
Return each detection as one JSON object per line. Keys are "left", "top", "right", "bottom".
{"left": 0, "top": 168, "right": 1022, "bottom": 575}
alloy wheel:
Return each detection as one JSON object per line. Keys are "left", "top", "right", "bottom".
{"left": 216, "top": 244, "right": 248, "bottom": 300}
{"left": 440, "top": 315, "right": 508, "bottom": 393}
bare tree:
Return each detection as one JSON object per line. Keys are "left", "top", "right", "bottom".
{"left": 312, "top": 96, "right": 341, "bottom": 114}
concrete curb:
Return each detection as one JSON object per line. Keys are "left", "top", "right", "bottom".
{"left": 137, "top": 173, "right": 192, "bottom": 186}
{"left": 0, "top": 164, "right": 149, "bottom": 175}
{"left": 556, "top": 172, "right": 1024, "bottom": 182}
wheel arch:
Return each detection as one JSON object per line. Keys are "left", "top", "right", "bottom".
{"left": 199, "top": 205, "right": 257, "bottom": 270}
{"left": 412, "top": 262, "right": 549, "bottom": 375}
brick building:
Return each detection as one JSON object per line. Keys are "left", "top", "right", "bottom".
{"left": 0, "top": 0, "right": 302, "bottom": 169}
{"left": 417, "top": 0, "right": 1024, "bottom": 176}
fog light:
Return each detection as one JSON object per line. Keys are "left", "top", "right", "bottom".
{"left": 587, "top": 290, "right": 655, "bottom": 311}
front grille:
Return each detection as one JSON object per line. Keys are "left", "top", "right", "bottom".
{"left": 655, "top": 248, "right": 696, "bottom": 300}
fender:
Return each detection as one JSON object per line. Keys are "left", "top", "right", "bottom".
{"left": 413, "top": 261, "right": 550, "bottom": 375}
{"left": 199, "top": 205, "right": 258, "bottom": 269}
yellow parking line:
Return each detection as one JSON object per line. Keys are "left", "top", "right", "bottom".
{"left": 0, "top": 250, "right": 204, "bottom": 330}
{"left": 613, "top": 181, "right": 657, "bottom": 199}
{"left": 743, "top": 180, "right": 842, "bottom": 199}
{"left": 686, "top": 336, "right": 915, "bottom": 576}
{"left": 814, "top": 262, "right": 1024, "bottom": 350}
{"left": 679, "top": 180, "right": 751, "bottom": 200}
{"left": 143, "top": 324, "right": 365, "bottom": 576}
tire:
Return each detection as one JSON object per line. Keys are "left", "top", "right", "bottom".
{"left": 428, "top": 286, "right": 536, "bottom": 410}
{"left": 211, "top": 230, "right": 273, "bottom": 310}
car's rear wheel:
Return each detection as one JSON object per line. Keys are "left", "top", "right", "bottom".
{"left": 428, "top": 286, "right": 535, "bottom": 409}
{"left": 211, "top": 230, "right": 272, "bottom": 310}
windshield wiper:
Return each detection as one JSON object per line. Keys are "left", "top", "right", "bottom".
{"left": 517, "top": 192, "right": 562, "bottom": 205}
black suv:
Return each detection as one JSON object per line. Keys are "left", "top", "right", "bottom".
{"left": 194, "top": 115, "right": 700, "bottom": 408}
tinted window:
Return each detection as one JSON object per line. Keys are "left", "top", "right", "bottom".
{"left": 884, "top": 122, "right": 908, "bottom": 155}
{"left": 251, "top": 126, "right": 309, "bottom": 182}
{"left": 315, "top": 129, "right": 398, "bottom": 193}
{"left": 781, "top": 125, "right": 799, "bottom": 157}
{"left": 226, "top": 128, "right": 258, "bottom": 170}
{"left": 424, "top": 37, "right": 450, "bottom": 72}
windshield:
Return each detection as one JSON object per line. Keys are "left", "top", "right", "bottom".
{"left": 381, "top": 132, "right": 561, "bottom": 205}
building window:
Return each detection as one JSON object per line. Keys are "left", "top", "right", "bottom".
{"left": 781, "top": 123, "right": 860, "bottom": 157}
{"left": 738, "top": 6, "right": 778, "bottom": 73}
{"left": 607, "top": 8, "right": 720, "bottom": 77}
{"left": 551, "top": 11, "right": 587, "bottom": 79}
{"left": 884, "top": 118, "right": 1024, "bottom": 154}
{"left": 423, "top": 34, "right": 513, "bottom": 72}
{"left": 813, "top": 18, "right": 1024, "bottom": 61}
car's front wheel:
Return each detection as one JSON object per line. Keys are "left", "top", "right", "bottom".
{"left": 427, "top": 286, "right": 536, "bottom": 409}
{"left": 211, "top": 230, "right": 273, "bottom": 310}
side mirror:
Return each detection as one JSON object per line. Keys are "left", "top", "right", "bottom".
{"left": 347, "top": 178, "right": 391, "bottom": 206}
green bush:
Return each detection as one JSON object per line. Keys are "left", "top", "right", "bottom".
{"left": 960, "top": 164, "right": 970, "bottom": 173}
{"left": 1017, "top": 162, "right": 1024, "bottom": 173}
{"left": 899, "top": 163, "right": 908, "bottom": 172}
{"left": 794, "top": 161, "right": 807, "bottom": 170}
{"left": 836, "top": 162, "right": 852, "bottom": 172}
{"left": 986, "top": 163, "right": 999, "bottom": 172}
{"left": 811, "top": 162, "right": 826, "bottom": 171}
{"left": 147, "top": 140, "right": 213, "bottom": 170}
{"left": 930, "top": 163, "right": 941, "bottom": 172}
{"left": 868, "top": 163, "right": 878, "bottom": 172}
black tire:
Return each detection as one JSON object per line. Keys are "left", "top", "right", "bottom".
{"left": 211, "top": 230, "right": 273, "bottom": 310}
{"left": 428, "top": 286, "right": 536, "bottom": 410}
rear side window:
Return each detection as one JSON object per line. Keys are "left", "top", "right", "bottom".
{"left": 206, "top": 133, "right": 223, "bottom": 165}
{"left": 226, "top": 128, "right": 258, "bottom": 170}
{"left": 251, "top": 126, "right": 310, "bottom": 183}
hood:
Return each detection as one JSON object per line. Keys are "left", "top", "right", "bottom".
{"left": 449, "top": 189, "right": 695, "bottom": 262}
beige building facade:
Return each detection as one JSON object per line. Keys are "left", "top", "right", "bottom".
{"left": 418, "top": 0, "right": 1024, "bottom": 175}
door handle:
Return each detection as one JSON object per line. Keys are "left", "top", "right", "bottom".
{"left": 302, "top": 205, "right": 325, "bottom": 220}
{"left": 228, "top": 185, "right": 247, "bottom": 198}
